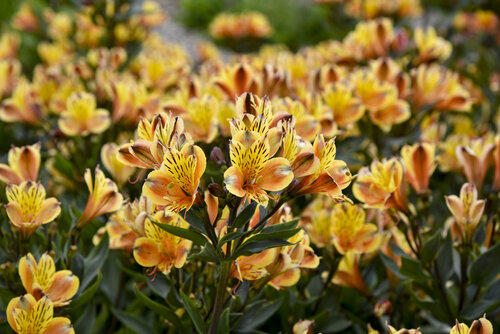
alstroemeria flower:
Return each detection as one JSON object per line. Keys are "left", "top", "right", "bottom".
{"left": 0, "top": 59, "right": 21, "bottom": 99}
{"left": 77, "top": 167, "right": 123, "bottom": 228}
{"left": 224, "top": 131, "right": 293, "bottom": 204}
{"left": 118, "top": 112, "right": 192, "bottom": 170}
{"left": 332, "top": 251, "right": 370, "bottom": 296}
{"left": 414, "top": 26, "right": 452, "bottom": 64}
{"left": 7, "top": 295, "right": 74, "bottom": 334}
{"left": 401, "top": 142, "right": 436, "bottom": 194}
{"left": 231, "top": 248, "right": 278, "bottom": 281}
{"left": 0, "top": 79, "right": 42, "bottom": 124}
{"left": 143, "top": 144, "right": 206, "bottom": 212}
{"left": 445, "top": 182, "right": 486, "bottom": 242}
{"left": 301, "top": 196, "right": 335, "bottom": 247}
{"left": 322, "top": 81, "right": 365, "bottom": 128}
{"left": 214, "top": 64, "right": 260, "bottom": 101}
{"left": 0, "top": 143, "right": 40, "bottom": 185}
{"left": 290, "top": 135, "right": 352, "bottom": 199}
{"left": 455, "top": 136, "right": 495, "bottom": 190}
{"left": 58, "top": 92, "right": 110, "bottom": 136}
{"left": 331, "top": 203, "right": 381, "bottom": 254}
{"left": 353, "top": 158, "right": 407, "bottom": 211}
{"left": 5, "top": 181, "right": 61, "bottom": 237}
{"left": 387, "top": 325, "right": 421, "bottom": 334}
{"left": 101, "top": 143, "right": 136, "bottom": 187}
{"left": 133, "top": 213, "right": 192, "bottom": 275}
{"left": 19, "top": 253, "right": 79, "bottom": 307}
{"left": 450, "top": 316, "right": 493, "bottom": 334}
{"left": 267, "top": 230, "right": 319, "bottom": 289}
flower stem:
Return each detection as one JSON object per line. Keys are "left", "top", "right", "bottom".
{"left": 208, "top": 261, "right": 231, "bottom": 334}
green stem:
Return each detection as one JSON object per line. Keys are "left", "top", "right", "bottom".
{"left": 208, "top": 261, "right": 231, "bottom": 334}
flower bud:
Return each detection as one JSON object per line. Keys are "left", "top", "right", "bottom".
{"left": 469, "top": 316, "right": 493, "bottom": 334}
{"left": 210, "top": 146, "right": 226, "bottom": 165}
{"left": 450, "top": 321, "right": 469, "bottom": 334}
{"left": 374, "top": 299, "right": 392, "bottom": 317}
{"left": 208, "top": 183, "right": 226, "bottom": 198}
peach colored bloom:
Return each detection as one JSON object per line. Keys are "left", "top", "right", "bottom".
{"left": 0, "top": 143, "right": 41, "bottom": 185}
{"left": 58, "top": 92, "right": 110, "bottom": 136}
{"left": 401, "top": 142, "right": 436, "bottom": 194}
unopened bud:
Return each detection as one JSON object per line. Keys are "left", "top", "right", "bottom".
{"left": 210, "top": 147, "right": 226, "bottom": 165}
{"left": 469, "top": 316, "right": 493, "bottom": 334}
{"left": 208, "top": 183, "right": 226, "bottom": 198}
{"left": 374, "top": 299, "right": 392, "bottom": 317}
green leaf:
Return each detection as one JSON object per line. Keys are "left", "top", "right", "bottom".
{"left": 71, "top": 272, "right": 102, "bottom": 310}
{"left": 216, "top": 308, "right": 230, "bottom": 334}
{"left": 134, "top": 285, "right": 185, "bottom": 330}
{"left": 232, "top": 239, "right": 292, "bottom": 259}
{"left": 81, "top": 234, "right": 109, "bottom": 290}
{"left": 111, "top": 308, "right": 154, "bottom": 334}
{"left": 242, "top": 228, "right": 301, "bottom": 243}
{"left": 154, "top": 221, "right": 207, "bottom": 246}
{"left": 232, "top": 202, "right": 258, "bottom": 228}
{"left": 436, "top": 233, "right": 454, "bottom": 282}
{"left": 217, "top": 230, "right": 245, "bottom": 248}
{"left": 189, "top": 241, "right": 220, "bottom": 263}
{"left": 379, "top": 254, "right": 406, "bottom": 280}
{"left": 421, "top": 231, "right": 441, "bottom": 266}
{"left": 469, "top": 242, "right": 500, "bottom": 286}
{"left": 261, "top": 219, "right": 299, "bottom": 234}
{"left": 180, "top": 291, "right": 206, "bottom": 334}
{"left": 182, "top": 209, "right": 207, "bottom": 234}
{"left": 74, "top": 301, "right": 95, "bottom": 334}
{"left": 400, "top": 257, "right": 429, "bottom": 283}
{"left": 235, "top": 299, "right": 282, "bottom": 331}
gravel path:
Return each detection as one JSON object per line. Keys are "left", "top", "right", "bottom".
{"left": 154, "top": 0, "right": 231, "bottom": 60}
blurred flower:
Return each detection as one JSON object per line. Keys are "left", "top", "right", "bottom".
{"left": 437, "top": 134, "right": 468, "bottom": 172}
{"left": 37, "top": 41, "right": 74, "bottom": 67}
{"left": 137, "top": 1, "right": 167, "bottom": 28}
{"left": 19, "top": 253, "right": 79, "bottom": 307}
{"left": 12, "top": 3, "right": 39, "bottom": 32}
{"left": 143, "top": 144, "right": 206, "bottom": 212}
{"left": 7, "top": 295, "right": 74, "bottom": 334}
{"left": 5, "top": 181, "right": 61, "bottom": 237}
{"left": 77, "top": 167, "right": 123, "bottom": 228}
{"left": 0, "top": 143, "right": 41, "bottom": 185}
{"left": 353, "top": 158, "right": 407, "bottom": 211}
{"left": 387, "top": 324, "right": 421, "bottom": 334}
{"left": 100, "top": 143, "right": 135, "bottom": 186}
{"left": 214, "top": 64, "right": 259, "bottom": 100}
{"left": 133, "top": 213, "right": 192, "bottom": 275}
{"left": 414, "top": 26, "right": 452, "bottom": 64}
{"left": 209, "top": 11, "right": 273, "bottom": 40}
{"left": 401, "top": 142, "right": 435, "bottom": 194}
{"left": 343, "top": 18, "right": 395, "bottom": 59}
{"left": 301, "top": 196, "right": 334, "bottom": 247}
{"left": 454, "top": 10, "right": 499, "bottom": 34}
{"left": 455, "top": 136, "right": 495, "bottom": 190}
{"left": 322, "top": 81, "right": 365, "bottom": 128}
{"left": 58, "top": 92, "right": 110, "bottom": 136}
{"left": 44, "top": 10, "right": 73, "bottom": 41}
{"left": 0, "top": 79, "right": 42, "bottom": 124}
{"left": 0, "top": 59, "right": 21, "bottom": 99}
{"left": 446, "top": 182, "right": 486, "bottom": 242}
{"left": 293, "top": 320, "right": 314, "bottom": 334}
{"left": 332, "top": 251, "right": 370, "bottom": 295}
{"left": 330, "top": 203, "right": 381, "bottom": 254}
{"left": 0, "top": 32, "right": 19, "bottom": 59}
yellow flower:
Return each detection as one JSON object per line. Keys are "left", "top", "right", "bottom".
{"left": 214, "top": 64, "right": 260, "bottom": 101}
{"left": 12, "top": 3, "right": 39, "bottom": 32}
{"left": 224, "top": 132, "right": 293, "bottom": 204}
{"left": 118, "top": 112, "right": 192, "bottom": 170}
{"left": 0, "top": 143, "right": 41, "bottom": 185}
{"left": 209, "top": 11, "right": 273, "bottom": 39}
{"left": 0, "top": 59, "right": 21, "bottom": 99}
{"left": 7, "top": 295, "right": 74, "bottom": 334}
{"left": 58, "top": 92, "right": 110, "bottom": 136}
{"left": 387, "top": 324, "right": 421, "bottom": 334}
{"left": 100, "top": 143, "right": 136, "bottom": 187}
{"left": 37, "top": 42, "right": 73, "bottom": 67}
{"left": 77, "top": 167, "right": 123, "bottom": 228}
{"left": 414, "top": 26, "right": 452, "bottom": 64}
{"left": 133, "top": 213, "right": 192, "bottom": 275}
{"left": 0, "top": 79, "right": 42, "bottom": 124}
{"left": 412, "top": 64, "right": 472, "bottom": 112}
{"left": 401, "top": 142, "right": 436, "bottom": 194}
{"left": 5, "top": 181, "right": 61, "bottom": 237}
{"left": 437, "top": 134, "right": 468, "bottom": 172}
{"left": 231, "top": 248, "right": 278, "bottom": 281}
{"left": 331, "top": 203, "right": 381, "bottom": 254}
{"left": 143, "top": 144, "right": 206, "bottom": 212}
{"left": 343, "top": 18, "right": 395, "bottom": 59}
{"left": 353, "top": 158, "right": 407, "bottom": 211}
{"left": 449, "top": 317, "right": 493, "bottom": 334}
{"left": 0, "top": 32, "right": 19, "bottom": 59}
{"left": 322, "top": 81, "right": 365, "bottom": 128}
{"left": 332, "top": 251, "right": 370, "bottom": 296}
{"left": 290, "top": 135, "right": 352, "bottom": 199}
{"left": 455, "top": 136, "right": 496, "bottom": 190}
{"left": 301, "top": 196, "right": 335, "bottom": 247}
{"left": 293, "top": 320, "right": 314, "bottom": 334}
{"left": 19, "top": 253, "right": 79, "bottom": 307}
{"left": 445, "top": 182, "right": 486, "bottom": 242}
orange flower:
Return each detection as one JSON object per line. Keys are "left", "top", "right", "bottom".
{"left": 209, "top": 11, "right": 273, "bottom": 40}
{"left": 214, "top": 64, "right": 260, "bottom": 101}
{"left": 343, "top": 18, "right": 395, "bottom": 59}
{"left": 5, "top": 181, "right": 61, "bottom": 237}
{"left": 58, "top": 92, "right": 110, "bottom": 136}
{"left": 330, "top": 203, "right": 381, "bottom": 254}
{"left": 19, "top": 253, "right": 79, "bottom": 307}
{"left": 493, "top": 135, "right": 500, "bottom": 191}
{"left": 118, "top": 112, "right": 192, "bottom": 170}
{"left": 0, "top": 79, "right": 42, "bottom": 124}
{"left": 414, "top": 26, "right": 452, "bottom": 64}
{"left": 7, "top": 295, "right": 74, "bottom": 334}
{"left": 12, "top": 3, "right": 39, "bottom": 32}
{"left": 231, "top": 248, "right": 278, "bottom": 281}
{"left": 77, "top": 167, "right": 123, "bottom": 228}
{"left": 300, "top": 196, "right": 335, "bottom": 247}
{"left": 445, "top": 182, "right": 486, "bottom": 242}
{"left": 0, "top": 59, "right": 21, "bottom": 99}
{"left": 133, "top": 213, "right": 192, "bottom": 274}
{"left": 353, "top": 158, "right": 407, "bottom": 211}
{"left": 100, "top": 143, "right": 136, "bottom": 187}
{"left": 332, "top": 252, "right": 370, "bottom": 296}
{"left": 455, "top": 137, "right": 495, "bottom": 190}
{"left": 401, "top": 142, "right": 436, "bottom": 194}
{"left": 0, "top": 143, "right": 41, "bottom": 185}
{"left": 322, "top": 81, "right": 365, "bottom": 128}
{"left": 143, "top": 144, "right": 206, "bottom": 212}
{"left": 291, "top": 135, "right": 352, "bottom": 199}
